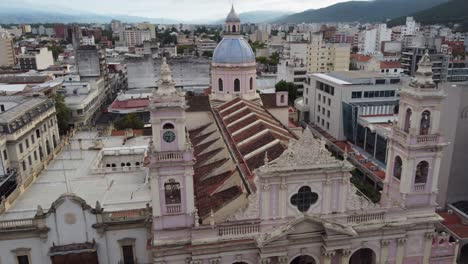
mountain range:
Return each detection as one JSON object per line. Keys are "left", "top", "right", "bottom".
{"left": 275, "top": 0, "right": 448, "bottom": 23}
{"left": 0, "top": 6, "right": 291, "bottom": 25}
{"left": 388, "top": 0, "right": 468, "bottom": 31}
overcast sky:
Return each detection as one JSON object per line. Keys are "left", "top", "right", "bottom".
{"left": 6, "top": 0, "right": 357, "bottom": 21}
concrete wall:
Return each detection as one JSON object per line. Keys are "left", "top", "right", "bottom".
{"left": 438, "top": 83, "right": 468, "bottom": 206}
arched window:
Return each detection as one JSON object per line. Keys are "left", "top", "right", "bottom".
{"left": 162, "top": 123, "right": 174, "bottom": 130}
{"left": 415, "top": 161, "right": 429, "bottom": 184}
{"left": 349, "top": 248, "right": 376, "bottom": 264}
{"left": 404, "top": 108, "right": 412, "bottom": 133}
{"left": 249, "top": 77, "right": 253, "bottom": 90}
{"left": 121, "top": 163, "right": 125, "bottom": 167}
{"left": 280, "top": 94, "right": 285, "bottom": 104}
{"left": 218, "top": 78, "right": 224, "bottom": 92}
{"left": 165, "top": 179, "right": 181, "bottom": 204}
{"left": 393, "top": 156, "right": 403, "bottom": 180}
{"left": 420, "top": 110, "right": 431, "bottom": 135}
{"left": 291, "top": 255, "right": 316, "bottom": 264}
{"left": 234, "top": 79, "right": 240, "bottom": 92}
{"left": 126, "top": 162, "right": 131, "bottom": 166}
{"left": 232, "top": 25, "right": 236, "bottom": 33}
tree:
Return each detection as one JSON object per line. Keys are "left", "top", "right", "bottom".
{"left": 55, "top": 93, "right": 71, "bottom": 134}
{"left": 275, "top": 80, "right": 298, "bottom": 105}
{"left": 256, "top": 56, "right": 268, "bottom": 64}
{"left": 269, "top": 52, "right": 280, "bottom": 66}
{"left": 114, "top": 113, "right": 144, "bottom": 130}
{"left": 48, "top": 45, "right": 64, "bottom": 61}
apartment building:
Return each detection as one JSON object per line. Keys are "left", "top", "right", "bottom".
{"left": 358, "top": 24, "right": 392, "bottom": 55}
{"left": 60, "top": 75, "right": 107, "bottom": 127}
{"left": 196, "top": 39, "right": 217, "bottom": 55}
{"left": 276, "top": 58, "right": 307, "bottom": 92}
{"left": 297, "top": 71, "right": 401, "bottom": 143}
{"left": 401, "top": 47, "right": 449, "bottom": 82}
{"left": 122, "top": 29, "right": 151, "bottom": 47}
{"left": 0, "top": 95, "right": 59, "bottom": 182}
{"left": 0, "top": 32, "right": 14, "bottom": 67}
{"left": 17, "top": 47, "right": 54, "bottom": 71}
{"left": 307, "top": 33, "right": 350, "bottom": 73}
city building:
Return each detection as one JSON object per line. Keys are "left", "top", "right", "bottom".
{"left": 401, "top": 47, "right": 449, "bottom": 83}
{"left": 296, "top": 71, "right": 401, "bottom": 142}
{"left": 196, "top": 39, "right": 217, "bottom": 55}
{"left": 59, "top": 75, "right": 107, "bottom": 127}
{"left": 0, "top": 95, "right": 60, "bottom": 183}
{"left": 122, "top": 29, "right": 151, "bottom": 47}
{"left": 17, "top": 47, "right": 54, "bottom": 71}
{"left": 358, "top": 24, "right": 392, "bottom": 55}
{"left": 276, "top": 58, "right": 307, "bottom": 92}
{"left": 0, "top": 7, "right": 459, "bottom": 264}
{"left": 81, "top": 35, "right": 95, "bottom": 46}
{"left": 307, "top": 33, "right": 351, "bottom": 73}
{"left": 0, "top": 31, "right": 15, "bottom": 67}
{"left": 76, "top": 45, "right": 107, "bottom": 78}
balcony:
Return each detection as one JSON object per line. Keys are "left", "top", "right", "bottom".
{"left": 155, "top": 151, "right": 184, "bottom": 162}
{"left": 218, "top": 222, "right": 260, "bottom": 237}
{"left": 414, "top": 183, "right": 426, "bottom": 192}
{"left": 166, "top": 204, "right": 181, "bottom": 214}
{"left": 393, "top": 128, "right": 440, "bottom": 146}
{"left": 347, "top": 212, "right": 385, "bottom": 224}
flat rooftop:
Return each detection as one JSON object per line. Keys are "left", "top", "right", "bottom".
{"left": 0, "top": 131, "right": 152, "bottom": 220}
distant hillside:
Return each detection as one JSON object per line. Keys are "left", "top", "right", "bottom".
{"left": 388, "top": 0, "right": 468, "bottom": 32}
{"left": 212, "top": 10, "right": 294, "bottom": 24}
{"left": 275, "top": 0, "right": 448, "bottom": 23}
{"left": 0, "top": 7, "right": 180, "bottom": 24}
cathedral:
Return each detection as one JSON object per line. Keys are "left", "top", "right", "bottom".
{"left": 0, "top": 6, "right": 458, "bottom": 264}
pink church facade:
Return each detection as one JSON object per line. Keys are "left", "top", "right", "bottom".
{"left": 146, "top": 7, "right": 458, "bottom": 264}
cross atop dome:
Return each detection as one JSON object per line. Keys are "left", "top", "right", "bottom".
{"left": 226, "top": 5, "right": 240, "bottom": 23}
{"left": 224, "top": 5, "right": 241, "bottom": 35}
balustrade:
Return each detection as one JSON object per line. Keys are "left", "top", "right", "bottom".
{"left": 414, "top": 183, "right": 426, "bottom": 192}
{"left": 0, "top": 219, "right": 34, "bottom": 230}
{"left": 416, "top": 134, "right": 438, "bottom": 144}
{"left": 218, "top": 223, "right": 260, "bottom": 237}
{"left": 156, "top": 152, "right": 183, "bottom": 161}
{"left": 166, "top": 204, "right": 181, "bottom": 214}
{"left": 347, "top": 212, "right": 385, "bottom": 224}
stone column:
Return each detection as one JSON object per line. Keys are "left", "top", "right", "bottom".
{"left": 380, "top": 240, "right": 391, "bottom": 264}
{"left": 279, "top": 180, "right": 287, "bottom": 218}
{"left": 423, "top": 232, "right": 435, "bottom": 264}
{"left": 339, "top": 249, "right": 352, "bottom": 264}
{"left": 322, "top": 249, "right": 336, "bottom": 264}
{"left": 260, "top": 179, "right": 270, "bottom": 219}
{"left": 395, "top": 238, "right": 407, "bottom": 264}
{"left": 323, "top": 176, "right": 332, "bottom": 214}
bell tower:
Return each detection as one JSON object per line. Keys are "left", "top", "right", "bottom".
{"left": 382, "top": 50, "right": 447, "bottom": 208}
{"left": 147, "top": 58, "right": 195, "bottom": 229}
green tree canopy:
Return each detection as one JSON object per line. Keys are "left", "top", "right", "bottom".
{"left": 55, "top": 93, "right": 71, "bottom": 134}
{"left": 114, "top": 113, "right": 144, "bottom": 130}
{"left": 275, "top": 80, "right": 298, "bottom": 105}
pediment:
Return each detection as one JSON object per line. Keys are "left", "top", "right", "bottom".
{"left": 256, "top": 215, "right": 357, "bottom": 247}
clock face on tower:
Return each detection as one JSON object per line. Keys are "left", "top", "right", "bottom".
{"left": 163, "top": 131, "right": 176, "bottom": 143}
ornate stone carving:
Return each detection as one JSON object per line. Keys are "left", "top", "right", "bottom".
{"left": 209, "top": 257, "right": 221, "bottom": 264}
{"left": 260, "top": 257, "right": 271, "bottom": 264}
{"left": 397, "top": 238, "right": 407, "bottom": 245}
{"left": 381, "top": 239, "right": 392, "bottom": 247}
{"left": 257, "top": 128, "right": 351, "bottom": 172}
{"left": 322, "top": 249, "right": 336, "bottom": 258}
{"left": 230, "top": 192, "right": 260, "bottom": 220}
{"left": 425, "top": 232, "right": 436, "bottom": 239}
{"left": 189, "top": 260, "right": 202, "bottom": 264}
{"left": 341, "top": 249, "right": 352, "bottom": 256}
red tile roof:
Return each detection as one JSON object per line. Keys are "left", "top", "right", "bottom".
{"left": 438, "top": 211, "right": 468, "bottom": 239}
{"left": 380, "top": 61, "right": 402, "bottom": 69}
{"left": 351, "top": 54, "right": 372, "bottom": 62}
{"left": 109, "top": 99, "right": 149, "bottom": 110}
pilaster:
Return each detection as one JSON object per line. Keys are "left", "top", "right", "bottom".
{"left": 396, "top": 238, "right": 407, "bottom": 264}
{"left": 423, "top": 232, "right": 436, "bottom": 264}
{"left": 339, "top": 249, "right": 352, "bottom": 264}
{"left": 380, "top": 239, "right": 391, "bottom": 264}
{"left": 322, "top": 249, "right": 336, "bottom": 264}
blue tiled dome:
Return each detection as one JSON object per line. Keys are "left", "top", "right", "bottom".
{"left": 212, "top": 36, "right": 255, "bottom": 64}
